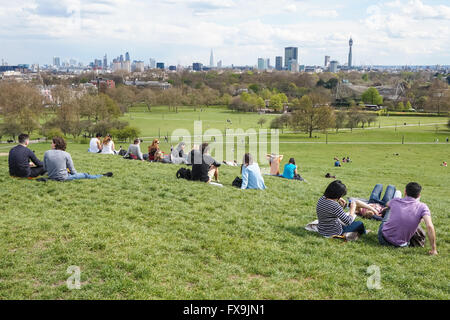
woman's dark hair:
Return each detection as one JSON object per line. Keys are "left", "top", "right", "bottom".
{"left": 53, "top": 137, "right": 67, "bottom": 151}
{"left": 96, "top": 133, "right": 102, "bottom": 138}
{"left": 289, "top": 158, "right": 295, "bottom": 165}
{"left": 324, "top": 180, "right": 347, "bottom": 199}
{"left": 201, "top": 142, "right": 209, "bottom": 154}
{"left": 405, "top": 182, "right": 422, "bottom": 198}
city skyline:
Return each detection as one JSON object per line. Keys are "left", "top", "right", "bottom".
{"left": 0, "top": 0, "right": 449, "bottom": 66}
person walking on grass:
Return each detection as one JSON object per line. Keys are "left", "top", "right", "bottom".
{"left": 8, "top": 133, "right": 46, "bottom": 178}
{"left": 378, "top": 182, "right": 437, "bottom": 255}
{"left": 240, "top": 153, "right": 266, "bottom": 190}
{"left": 316, "top": 180, "right": 368, "bottom": 241}
{"left": 44, "top": 137, "right": 113, "bottom": 181}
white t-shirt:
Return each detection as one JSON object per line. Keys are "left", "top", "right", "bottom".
{"left": 101, "top": 142, "right": 114, "bottom": 154}
{"left": 89, "top": 138, "right": 100, "bottom": 153}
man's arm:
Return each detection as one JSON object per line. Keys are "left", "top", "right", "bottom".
{"left": 422, "top": 215, "right": 437, "bottom": 255}
{"left": 97, "top": 140, "right": 103, "bottom": 150}
{"left": 66, "top": 153, "right": 77, "bottom": 175}
{"left": 28, "top": 149, "right": 43, "bottom": 167}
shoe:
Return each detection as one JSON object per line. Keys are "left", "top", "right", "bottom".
{"left": 36, "top": 177, "right": 48, "bottom": 182}
{"left": 103, "top": 172, "right": 113, "bottom": 177}
{"left": 344, "top": 232, "right": 360, "bottom": 241}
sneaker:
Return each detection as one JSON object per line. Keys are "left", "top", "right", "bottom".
{"left": 344, "top": 232, "right": 360, "bottom": 241}
{"left": 103, "top": 172, "right": 113, "bottom": 177}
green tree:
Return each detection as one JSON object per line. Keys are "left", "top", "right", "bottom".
{"left": 361, "top": 87, "right": 383, "bottom": 105}
{"left": 257, "top": 118, "right": 267, "bottom": 128}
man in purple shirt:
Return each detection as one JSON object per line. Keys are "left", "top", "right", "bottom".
{"left": 378, "top": 182, "right": 437, "bottom": 255}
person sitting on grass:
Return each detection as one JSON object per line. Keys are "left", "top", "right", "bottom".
{"left": 378, "top": 182, "right": 437, "bottom": 255}
{"left": 44, "top": 137, "right": 112, "bottom": 181}
{"left": 101, "top": 134, "right": 117, "bottom": 155}
{"left": 240, "top": 153, "right": 266, "bottom": 190}
{"left": 316, "top": 180, "right": 368, "bottom": 240}
{"left": 266, "top": 153, "right": 283, "bottom": 175}
{"left": 88, "top": 133, "right": 103, "bottom": 153}
{"left": 8, "top": 133, "right": 46, "bottom": 178}
{"left": 334, "top": 159, "right": 341, "bottom": 167}
{"left": 124, "top": 139, "right": 144, "bottom": 161}
{"left": 190, "top": 142, "right": 221, "bottom": 183}
{"left": 154, "top": 150, "right": 172, "bottom": 163}
{"left": 281, "top": 158, "right": 303, "bottom": 180}
{"left": 148, "top": 139, "right": 161, "bottom": 161}
{"left": 170, "top": 142, "right": 188, "bottom": 164}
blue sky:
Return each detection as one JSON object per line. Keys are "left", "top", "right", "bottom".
{"left": 0, "top": 0, "right": 449, "bottom": 66}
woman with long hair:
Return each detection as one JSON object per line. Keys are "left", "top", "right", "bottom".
{"left": 101, "top": 135, "right": 116, "bottom": 155}
{"left": 240, "top": 153, "right": 266, "bottom": 190}
{"left": 148, "top": 139, "right": 160, "bottom": 161}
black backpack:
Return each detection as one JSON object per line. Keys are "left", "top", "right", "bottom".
{"left": 176, "top": 167, "right": 192, "bottom": 180}
{"left": 232, "top": 176, "right": 242, "bottom": 188}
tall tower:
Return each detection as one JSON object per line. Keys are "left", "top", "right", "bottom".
{"left": 210, "top": 49, "right": 214, "bottom": 68}
{"left": 348, "top": 37, "right": 353, "bottom": 68}
{"left": 103, "top": 54, "right": 108, "bottom": 70}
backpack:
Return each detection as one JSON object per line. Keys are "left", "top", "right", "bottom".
{"left": 118, "top": 149, "right": 127, "bottom": 156}
{"left": 176, "top": 167, "right": 192, "bottom": 180}
{"left": 232, "top": 176, "right": 242, "bottom": 188}
{"left": 409, "top": 226, "right": 426, "bottom": 247}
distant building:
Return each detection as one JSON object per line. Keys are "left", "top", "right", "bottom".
{"left": 257, "top": 58, "right": 266, "bottom": 70}
{"left": 284, "top": 47, "right": 298, "bottom": 68}
{"left": 168, "top": 65, "right": 177, "bottom": 71}
{"left": 122, "top": 60, "right": 131, "bottom": 72}
{"left": 266, "top": 58, "right": 270, "bottom": 69}
{"left": 210, "top": 49, "right": 214, "bottom": 68}
{"left": 288, "top": 59, "right": 299, "bottom": 72}
{"left": 90, "top": 78, "right": 115, "bottom": 90}
{"left": 53, "top": 57, "right": 61, "bottom": 67}
{"left": 193, "top": 62, "right": 203, "bottom": 71}
{"left": 275, "top": 56, "right": 283, "bottom": 71}
{"left": 217, "top": 60, "right": 222, "bottom": 68}
{"left": 103, "top": 54, "right": 108, "bottom": 71}
{"left": 325, "top": 55, "right": 330, "bottom": 68}
{"left": 125, "top": 52, "right": 130, "bottom": 62}
{"left": 156, "top": 62, "right": 165, "bottom": 69}
{"left": 133, "top": 61, "right": 145, "bottom": 72}
{"left": 124, "top": 80, "right": 171, "bottom": 90}
{"left": 330, "top": 60, "right": 339, "bottom": 73}
{"left": 149, "top": 58, "right": 156, "bottom": 69}
{"left": 348, "top": 38, "right": 353, "bottom": 68}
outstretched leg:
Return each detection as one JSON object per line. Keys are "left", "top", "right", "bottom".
{"left": 369, "top": 184, "right": 383, "bottom": 204}
{"left": 381, "top": 185, "right": 396, "bottom": 206}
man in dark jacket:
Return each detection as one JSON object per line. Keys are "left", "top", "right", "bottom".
{"left": 190, "top": 143, "right": 221, "bottom": 183}
{"left": 8, "top": 133, "right": 46, "bottom": 178}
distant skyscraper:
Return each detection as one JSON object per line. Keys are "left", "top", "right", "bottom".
{"left": 288, "top": 60, "right": 299, "bottom": 72}
{"left": 266, "top": 58, "right": 270, "bottom": 69}
{"left": 217, "top": 60, "right": 222, "bottom": 68}
{"left": 156, "top": 62, "right": 165, "bottom": 69}
{"left": 103, "top": 54, "right": 108, "bottom": 70}
{"left": 193, "top": 62, "right": 203, "bottom": 71}
{"left": 120, "top": 54, "right": 124, "bottom": 62}
{"left": 53, "top": 57, "right": 61, "bottom": 67}
{"left": 330, "top": 60, "right": 338, "bottom": 73}
{"left": 149, "top": 58, "right": 156, "bottom": 69}
{"left": 210, "top": 49, "right": 214, "bottom": 68}
{"left": 275, "top": 56, "right": 283, "bottom": 71}
{"left": 125, "top": 52, "right": 130, "bottom": 62}
{"left": 325, "top": 55, "right": 330, "bottom": 68}
{"left": 348, "top": 38, "right": 353, "bottom": 68}
{"left": 257, "top": 58, "right": 268, "bottom": 70}
{"left": 284, "top": 47, "right": 298, "bottom": 68}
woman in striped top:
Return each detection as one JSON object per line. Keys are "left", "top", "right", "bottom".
{"left": 316, "top": 180, "right": 367, "bottom": 238}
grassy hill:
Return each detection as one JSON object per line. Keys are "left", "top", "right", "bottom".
{"left": 0, "top": 110, "right": 449, "bottom": 299}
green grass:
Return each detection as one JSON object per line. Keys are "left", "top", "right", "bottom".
{"left": 0, "top": 109, "right": 449, "bottom": 299}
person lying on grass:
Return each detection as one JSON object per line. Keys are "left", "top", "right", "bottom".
{"left": 240, "top": 153, "right": 266, "bottom": 190}
{"left": 281, "top": 158, "right": 303, "bottom": 181}
{"left": 190, "top": 142, "right": 221, "bottom": 183}
{"left": 8, "top": 133, "right": 46, "bottom": 178}
{"left": 350, "top": 184, "right": 400, "bottom": 221}
{"left": 44, "top": 136, "right": 113, "bottom": 181}
{"left": 170, "top": 142, "right": 188, "bottom": 165}
{"left": 378, "top": 182, "right": 438, "bottom": 255}
{"left": 316, "top": 180, "right": 368, "bottom": 240}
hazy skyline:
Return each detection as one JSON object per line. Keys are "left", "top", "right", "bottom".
{"left": 1, "top": 0, "right": 449, "bottom": 66}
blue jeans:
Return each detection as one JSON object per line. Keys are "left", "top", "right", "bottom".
{"left": 369, "top": 184, "right": 396, "bottom": 206}
{"left": 66, "top": 173, "right": 103, "bottom": 181}
{"left": 342, "top": 220, "right": 366, "bottom": 235}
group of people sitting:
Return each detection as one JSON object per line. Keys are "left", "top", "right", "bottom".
{"left": 266, "top": 154, "right": 304, "bottom": 181}
{"left": 316, "top": 180, "right": 438, "bottom": 255}
{"left": 8, "top": 134, "right": 113, "bottom": 181}
{"left": 88, "top": 133, "right": 118, "bottom": 155}
{"left": 334, "top": 156, "right": 351, "bottom": 167}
